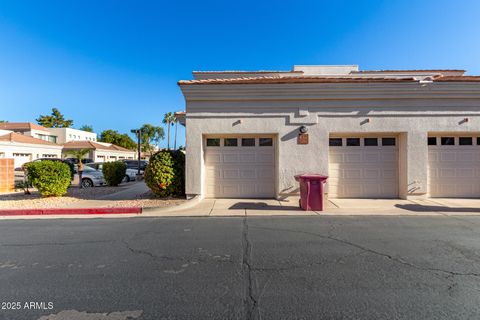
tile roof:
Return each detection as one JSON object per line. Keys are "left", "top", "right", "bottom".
{"left": 433, "top": 76, "right": 480, "bottom": 82}
{"left": 178, "top": 76, "right": 417, "bottom": 85}
{"left": 0, "top": 122, "right": 49, "bottom": 131}
{"left": 0, "top": 132, "right": 59, "bottom": 146}
{"left": 351, "top": 69, "right": 466, "bottom": 74}
{"left": 63, "top": 140, "right": 133, "bottom": 152}
{"left": 192, "top": 70, "right": 301, "bottom": 74}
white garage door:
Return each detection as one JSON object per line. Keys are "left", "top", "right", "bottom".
{"left": 13, "top": 153, "right": 32, "bottom": 168}
{"left": 428, "top": 136, "right": 480, "bottom": 197}
{"left": 329, "top": 136, "right": 399, "bottom": 198}
{"left": 204, "top": 136, "right": 275, "bottom": 198}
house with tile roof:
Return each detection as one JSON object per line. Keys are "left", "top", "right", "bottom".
{"left": 0, "top": 122, "right": 58, "bottom": 143}
{"left": 0, "top": 123, "right": 136, "bottom": 167}
{"left": 0, "top": 132, "right": 63, "bottom": 168}
{"left": 62, "top": 140, "right": 135, "bottom": 162}
{"left": 178, "top": 65, "right": 480, "bottom": 200}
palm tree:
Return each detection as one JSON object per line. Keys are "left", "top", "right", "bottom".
{"left": 173, "top": 115, "right": 178, "bottom": 150}
{"left": 69, "top": 149, "right": 90, "bottom": 188}
{"left": 162, "top": 112, "right": 175, "bottom": 150}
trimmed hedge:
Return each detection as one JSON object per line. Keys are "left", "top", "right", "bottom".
{"left": 102, "top": 161, "right": 127, "bottom": 186}
{"left": 144, "top": 150, "right": 185, "bottom": 197}
{"left": 25, "top": 160, "right": 72, "bottom": 197}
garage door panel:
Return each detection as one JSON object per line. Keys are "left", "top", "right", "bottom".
{"left": 344, "top": 169, "right": 362, "bottom": 179}
{"left": 223, "top": 169, "right": 240, "bottom": 179}
{"left": 440, "top": 153, "right": 456, "bottom": 161}
{"left": 345, "top": 154, "right": 362, "bottom": 162}
{"left": 329, "top": 137, "right": 399, "bottom": 198}
{"left": 459, "top": 152, "right": 475, "bottom": 161}
{"left": 257, "top": 153, "right": 274, "bottom": 163}
{"left": 329, "top": 154, "right": 344, "bottom": 163}
{"left": 364, "top": 169, "right": 379, "bottom": 178}
{"left": 439, "top": 168, "right": 456, "bottom": 178}
{"left": 223, "top": 154, "right": 240, "bottom": 162}
{"left": 205, "top": 153, "right": 222, "bottom": 163}
{"left": 364, "top": 153, "right": 380, "bottom": 162}
{"left": 205, "top": 137, "right": 275, "bottom": 198}
{"left": 428, "top": 137, "right": 480, "bottom": 197}
{"left": 457, "top": 168, "right": 474, "bottom": 178}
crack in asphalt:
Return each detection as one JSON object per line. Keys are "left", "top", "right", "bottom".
{"left": 249, "top": 225, "right": 480, "bottom": 278}
{"left": 121, "top": 239, "right": 184, "bottom": 262}
{"left": 242, "top": 217, "right": 260, "bottom": 320}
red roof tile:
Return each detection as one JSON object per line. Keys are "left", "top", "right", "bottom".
{"left": 63, "top": 140, "right": 133, "bottom": 152}
{"left": 0, "top": 132, "right": 59, "bottom": 146}
{"left": 352, "top": 69, "right": 465, "bottom": 74}
{"left": 434, "top": 76, "right": 480, "bottom": 82}
{"left": 0, "top": 122, "right": 49, "bottom": 132}
{"left": 179, "top": 76, "right": 417, "bottom": 85}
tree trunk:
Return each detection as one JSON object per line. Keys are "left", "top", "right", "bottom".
{"left": 78, "top": 161, "right": 84, "bottom": 189}
{"left": 174, "top": 122, "right": 178, "bottom": 150}
{"left": 167, "top": 121, "right": 171, "bottom": 150}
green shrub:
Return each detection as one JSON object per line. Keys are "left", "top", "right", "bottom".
{"left": 102, "top": 161, "right": 127, "bottom": 186}
{"left": 25, "top": 161, "right": 72, "bottom": 197}
{"left": 144, "top": 150, "right": 185, "bottom": 197}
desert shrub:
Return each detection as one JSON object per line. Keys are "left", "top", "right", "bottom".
{"left": 102, "top": 161, "right": 127, "bottom": 186}
{"left": 25, "top": 161, "right": 72, "bottom": 197}
{"left": 144, "top": 150, "right": 185, "bottom": 197}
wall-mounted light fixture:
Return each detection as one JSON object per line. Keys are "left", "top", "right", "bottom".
{"left": 299, "top": 125, "right": 308, "bottom": 134}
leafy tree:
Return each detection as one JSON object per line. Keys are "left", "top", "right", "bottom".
{"left": 162, "top": 112, "right": 176, "bottom": 150}
{"left": 140, "top": 124, "right": 164, "bottom": 156}
{"left": 25, "top": 161, "right": 71, "bottom": 197}
{"left": 98, "top": 129, "right": 137, "bottom": 150}
{"left": 0, "top": 120, "right": 8, "bottom": 123}
{"left": 144, "top": 150, "right": 185, "bottom": 197}
{"left": 102, "top": 161, "right": 127, "bottom": 187}
{"left": 79, "top": 125, "right": 94, "bottom": 132}
{"left": 36, "top": 108, "right": 73, "bottom": 128}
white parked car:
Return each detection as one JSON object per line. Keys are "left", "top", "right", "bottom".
{"left": 73, "top": 166, "right": 104, "bottom": 188}
{"left": 85, "top": 162, "right": 137, "bottom": 183}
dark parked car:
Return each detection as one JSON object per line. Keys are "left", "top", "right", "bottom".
{"left": 122, "top": 160, "right": 148, "bottom": 172}
{"left": 64, "top": 157, "right": 94, "bottom": 165}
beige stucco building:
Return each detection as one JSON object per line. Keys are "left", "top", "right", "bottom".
{"left": 179, "top": 65, "right": 480, "bottom": 200}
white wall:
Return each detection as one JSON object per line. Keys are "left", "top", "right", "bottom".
{"left": 0, "top": 142, "right": 62, "bottom": 168}
{"left": 46, "top": 128, "right": 97, "bottom": 144}
{"left": 181, "top": 81, "right": 480, "bottom": 199}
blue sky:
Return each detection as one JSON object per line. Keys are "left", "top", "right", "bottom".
{"left": 0, "top": 0, "right": 479, "bottom": 147}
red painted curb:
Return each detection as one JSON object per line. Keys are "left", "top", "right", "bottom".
{"left": 0, "top": 207, "right": 142, "bottom": 216}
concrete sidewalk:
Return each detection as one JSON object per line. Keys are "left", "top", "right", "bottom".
{"left": 2, "top": 195, "right": 480, "bottom": 220}
{"left": 142, "top": 197, "right": 480, "bottom": 217}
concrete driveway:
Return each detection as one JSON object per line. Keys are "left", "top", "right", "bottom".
{"left": 151, "top": 197, "right": 480, "bottom": 217}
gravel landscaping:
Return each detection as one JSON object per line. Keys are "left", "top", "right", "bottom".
{"left": 0, "top": 186, "right": 186, "bottom": 209}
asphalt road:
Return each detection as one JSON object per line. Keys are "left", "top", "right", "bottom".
{"left": 1, "top": 215, "right": 480, "bottom": 320}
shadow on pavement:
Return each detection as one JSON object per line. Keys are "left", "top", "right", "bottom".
{"left": 396, "top": 204, "right": 480, "bottom": 213}
{"left": 229, "top": 201, "right": 300, "bottom": 211}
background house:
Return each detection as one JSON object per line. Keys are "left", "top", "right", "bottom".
{"left": 45, "top": 127, "right": 97, "bottom": 144}
{"left": 0, "top": 122, "right": 136, "bottom": 167}
{"left": 0, "top": 122, "right": 58, "bottom": 143}
{"left": 0, "top": 132, "right": 62, "bottom": 168}
{"left": 62, "top": 140, "right": 135, "bottom": 162}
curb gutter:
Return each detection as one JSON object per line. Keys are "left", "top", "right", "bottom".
{"left": 0, "top": 207, "right": 142, "bottom": 216}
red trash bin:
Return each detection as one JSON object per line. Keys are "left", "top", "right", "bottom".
{"left": 294, "top": 174, "right": 328, "bottom": 211}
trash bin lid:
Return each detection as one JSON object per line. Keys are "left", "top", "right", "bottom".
{"left": 295, "top": 174, "right": 328, "bottom": 181}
